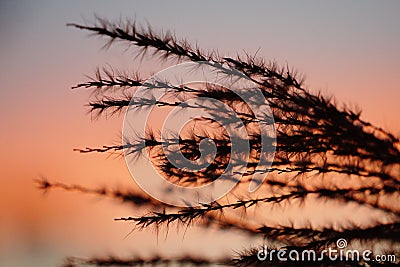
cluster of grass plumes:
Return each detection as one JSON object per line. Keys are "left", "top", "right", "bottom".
{"left": 40, "top": 17, "right": 400, "bottom": 266}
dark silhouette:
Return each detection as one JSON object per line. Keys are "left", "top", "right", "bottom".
{"left": 38, "top": 17, "right": 400, "bottom": 266}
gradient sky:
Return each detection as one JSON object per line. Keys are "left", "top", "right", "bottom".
{"left": 1, "top": 1, "right": 399, "bottom": 266}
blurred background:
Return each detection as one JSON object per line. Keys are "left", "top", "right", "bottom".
{"left": 0, "top": 1, "right": 399, "bottom": 266}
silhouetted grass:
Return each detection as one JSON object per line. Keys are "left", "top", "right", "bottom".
{"left": 39, "top": 17, "right": 400, "bottom": 266}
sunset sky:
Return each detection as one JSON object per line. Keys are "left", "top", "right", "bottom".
{"left": 1, "top": 1, "right": 399, "bottom": 266}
